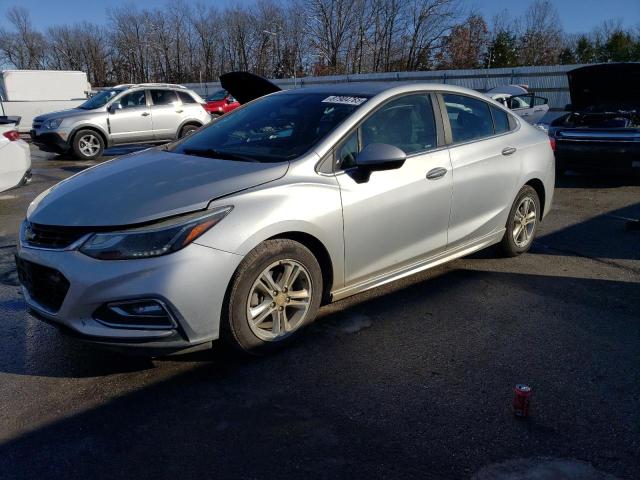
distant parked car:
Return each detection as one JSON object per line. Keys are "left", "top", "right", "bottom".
{"left": 204, "top": 89, "right": 240, "bottom": 117}
{"left": 487, "top": 85, "right": 549, "bottom": 125}
{"left": 549, "top": 63, "right": 640, "bottom": 175}
{"left": 30, "top": 83, "right": 211, "bottom": 160}
{"left": 0, "top": 116, "right": 31, "bottom": 193}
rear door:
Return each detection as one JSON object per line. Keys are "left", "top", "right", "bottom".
{"left": 336, "top": 93, "right": 452, "bottom": 285}
{"left": 109, "top": 90, "right": 154, "bottom": 144}
{"left": 507, "top": 94, "right": 548, "bottom": 123}
{"left": 442, "top": 93, "right": 522, "bottom": 248}
{"left": 149, "top": 89, "right": 183, "bottom": 141}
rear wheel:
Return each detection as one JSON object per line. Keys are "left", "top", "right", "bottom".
{"left": 179, "top": 124, "right": 199, "bottom": 138}
{"left": 72, "top": 129, "right": 104, "bottom": 160}
{"left": 500, "top": 185, "right": 540, "bottom": 257}
{"left": 221, "top": 239, "right": 323, "bottom": 355}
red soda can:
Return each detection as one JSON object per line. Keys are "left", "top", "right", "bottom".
{"left": 513, "top": 384, "right": 532, "bottom": 417}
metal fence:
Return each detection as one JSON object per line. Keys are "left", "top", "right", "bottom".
{"left": 185, "top": 64, "right": 586, "bottom": 111}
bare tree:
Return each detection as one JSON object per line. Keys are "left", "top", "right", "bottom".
{"left": 518, "top": 0, "right": 563, "bottom": 65}
{"left": 0, "top": 7, "right": 47, "bottom": 69}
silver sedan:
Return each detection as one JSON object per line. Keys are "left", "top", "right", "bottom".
{"left": 16, "top": 78, "right": 554, "bottom": 355}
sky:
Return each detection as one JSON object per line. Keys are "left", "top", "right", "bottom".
{"left": 0, "top": 0, "right": 638, "bottom": 34}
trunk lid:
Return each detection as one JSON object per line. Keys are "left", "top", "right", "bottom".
{"left": 219, "top": 72, "right": 281, "bottom": 105}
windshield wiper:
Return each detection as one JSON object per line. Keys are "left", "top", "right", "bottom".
{"left": 181, "top": 148, "right": 259, "bottom": 162}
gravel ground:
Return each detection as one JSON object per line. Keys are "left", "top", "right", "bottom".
{"left": 0, "top": 145, "right": 638, "bottom": 480}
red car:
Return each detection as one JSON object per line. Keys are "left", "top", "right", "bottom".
{"left": 204, "top": 89, "right": 240, "bottom": 117}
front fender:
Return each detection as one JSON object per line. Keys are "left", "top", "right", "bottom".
{"left": 194, "top": 176, "right": 346, "bottom": 291}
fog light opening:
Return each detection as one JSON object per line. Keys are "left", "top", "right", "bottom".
{"left": 94, "top": 299, "right": 177, "bottom": 330}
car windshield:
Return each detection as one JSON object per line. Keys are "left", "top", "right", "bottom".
{"left": 79, "top": 89, "right": 124, "bottom": 110}
{"left": 170, "top": 92, "right": 369, "bottom": 162}
{"left": 206, "top": 90, "right": 227, "bottom": 101}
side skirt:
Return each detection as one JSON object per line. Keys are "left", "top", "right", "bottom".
{"left": 330, "top": 228, "right": 505, "bottom": 302}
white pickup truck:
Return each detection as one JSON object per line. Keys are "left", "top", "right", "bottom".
{"left": 0, "top": 70, "right": 90, "bottom": 133}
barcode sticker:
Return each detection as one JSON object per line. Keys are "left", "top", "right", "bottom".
{"left": 322, "top": 96, "right": 367, "bottom": 106}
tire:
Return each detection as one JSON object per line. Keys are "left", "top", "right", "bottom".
{"left": 221, "top": 239, "right": 323, "bottom": 355}
{"left": 72, "top": 129, "right": 104, "bottom": 160}
{"left": 500, "top": 185, "right": 541, "bottom": 257}
{"left": 179, "top": 124, "right": 199, "bottom": 138}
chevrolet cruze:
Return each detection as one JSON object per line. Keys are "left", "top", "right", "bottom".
{"left": 16, "top": 73, "right": 554, "bottom": 355}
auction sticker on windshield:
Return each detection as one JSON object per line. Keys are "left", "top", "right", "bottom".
{"left": 322, "top": 96, "right": 367, "bottom": 106}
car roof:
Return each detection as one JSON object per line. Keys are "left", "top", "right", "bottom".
{"left": 277, "top": 82, "right": 482, "bottom": 99}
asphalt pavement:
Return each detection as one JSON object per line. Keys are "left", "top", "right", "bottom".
{"left": 0, "top": 145, "right": 638, "bottom": 479}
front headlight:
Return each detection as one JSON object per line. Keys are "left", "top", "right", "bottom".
{"left": 79, "top": 206, "right": 232, "bottom": 260}
{"left": 43, "top": 118, "right": 63, "bottom": 130}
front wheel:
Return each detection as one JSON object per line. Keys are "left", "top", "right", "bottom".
{"left": 500, "top": 185, "right": 540, "bottom": 257}
{"left": 221, "top": 239, "right": 323, "bottom": 355}
{"left": 72, "top": 130, "right": 104, "bottom": 160}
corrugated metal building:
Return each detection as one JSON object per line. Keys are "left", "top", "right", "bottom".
{"left": 186, "top": 64, "right": 587, "bottom": 111}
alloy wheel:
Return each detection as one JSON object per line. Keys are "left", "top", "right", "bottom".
{"left": 246, "top": 259, "right": 312, "bottom": 341}
{"left": 78, "top": 134, "right": 100, "bottom": 157}
{"left": 512, "top": 196, "right": 537, "bottom": 248}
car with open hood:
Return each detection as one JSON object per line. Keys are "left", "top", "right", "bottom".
{"left": 15, "top": 72, "right": 554, "bottom": 355}
{"left": 549, "top": 63, "right": 640, "bottom": 175}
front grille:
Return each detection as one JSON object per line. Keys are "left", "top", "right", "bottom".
{"left": 15, "top": 256, "right": 70, "bottom": 312}
{"left": 32, "top": 121, "right": 42, "bottom": 129}
{"left": 23, "top": 222, "right": 91, "bottom": 249}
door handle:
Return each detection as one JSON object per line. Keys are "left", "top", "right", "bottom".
{"left": 502, "top": 147, "right": 517, "bottom": 156}
{"left": 141, "top": 112, "right": 150, "bottom": 117}
{"left": 426, "top": 167, "right": 447, "bottom": 180}
{"left": 175, "top": 109, "right": 184, "bottom": 113}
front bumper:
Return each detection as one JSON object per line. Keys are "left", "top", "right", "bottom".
{"left": 16, "top": 242, "right": 243, "bottom": 353}
{"left": 30, "top": 129, "right": 71, "bottom": 153}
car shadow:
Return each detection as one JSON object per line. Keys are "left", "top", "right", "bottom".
{"left": 533, "top": 202, "right": 640, "bottom": 262}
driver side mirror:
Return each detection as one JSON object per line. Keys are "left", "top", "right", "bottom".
{"left": 108, "top": 102, "right": 122, "bottom": 114}
{"left": 356, "top": 143, "right": 406, "bottom": 171}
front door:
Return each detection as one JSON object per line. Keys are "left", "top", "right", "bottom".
{"left": 109, "top": 90, "right": 153, "bottom": 144}
{"left": 336, "top": 93, "right": 452, "bottom": 285}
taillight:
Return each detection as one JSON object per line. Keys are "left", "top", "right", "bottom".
{"left": 3, "top": 130, "right": 20, "bottom": 141}
{"left": 549, "top": 136, "right": 556, "bottom": 152}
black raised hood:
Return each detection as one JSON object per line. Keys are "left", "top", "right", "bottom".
{"left": 567, "top": 63, "right": 640, "bottom": 111}
{"left": 220, "top": 71, "right": 281, "bottom": 105}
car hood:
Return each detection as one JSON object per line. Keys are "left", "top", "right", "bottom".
{"left": 33, "top": 108, "right": 88, "bottom": 123}
{"left": 28, "top": 149, "right": 289, "bottom": 227}
{"left": 568, "top": 63, "right": 640, "bottom": 111}
{"left": 220, "top": 71, "right": 281, "bottom": 104}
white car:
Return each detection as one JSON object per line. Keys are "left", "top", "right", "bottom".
{"left": 487, "top": 85, "right": 549, "bottom": 125}
{"left": 0, "top": 118, "right": 31, "bottom": 193}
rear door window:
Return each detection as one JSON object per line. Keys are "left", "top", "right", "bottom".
{"left": 444, "top": 94, "right": 494, "bottom": 143}
{"left": 150, "top": 89, "right": 179, "bottom": 106}
{"left": 533, "top": 96, "right": 548, "bottom": 106}
{"left": 491, "top": 106, "right": 511, "bottom": 134}
{"left": 177, "top": 91, "right": 197, "bottom": 104}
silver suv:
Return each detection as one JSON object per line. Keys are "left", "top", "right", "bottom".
{"left": 30, "top": 83, "right": 211, "bottom": 160}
